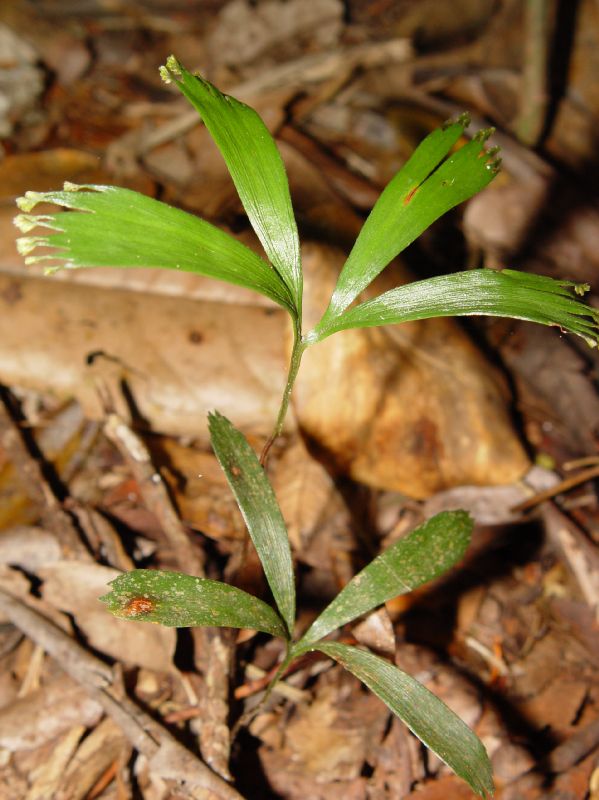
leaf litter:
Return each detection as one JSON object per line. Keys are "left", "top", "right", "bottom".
{"left": 0, "top": 0, "right": 598, "bottom": 798}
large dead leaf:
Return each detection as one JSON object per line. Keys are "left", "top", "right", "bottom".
{"left": 39, "top": 562, "right": 176, "bottom": 673}
{"left": 294, "top": 242, "right": 529, "bottom": 498}
{"left": 0, "top": 674, "right": 102, "bottom": 752}
{"left": 271, "top": 433, "right": 354, "bottom": 567}
{"left": 0, "top": 271, "right": 288, "bottom": 441}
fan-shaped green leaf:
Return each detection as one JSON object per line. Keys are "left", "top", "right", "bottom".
{"left": 15, "top": 184, "right": 293, "bottom": 311}
{"left": 315, "top": 118, "right": 499, "bottom": 333}
{"left": 315, "top": 643, "right": 494, "bottom": 799}
{"left": 161, "top": 56, "right": 302, "bottom": 313}
{"left": 309, "top": 268, "right": 599, "bottom": 347}
{"left": 299, "top": 511, "right": 472, "bottom": 646}
{"left": 208, "top": 412, "right": 295, "bottom": 636}
{"left": 100, "top": 569, "right": 287, "bottom": 637}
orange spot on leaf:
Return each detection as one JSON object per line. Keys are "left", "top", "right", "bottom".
{"left": 122, "top": 596, "right": 155, "bottom": 617}
{"left": 403, "top": 186, "right": 418, "bottom": 205}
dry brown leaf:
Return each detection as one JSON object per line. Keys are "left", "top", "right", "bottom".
{"left": 0, "top": 674, "right": 102, "bottom": 751}
{"left": 271, "top": 433, "right": 352, "bottom": 560}
{"left": 0, "top": 271, "right": 288, "bottom": 441}
{"left": 422, "top": 466, "right": 559, "bottom": 525}
{"left": 352, "top": 608, "right": 396, "bottom": 657}
{"left": 0, "top": 149, "right": 103, "bottom": 202}
{"left": 266, "top": 678, "right": 387, "bottom": 786}
{"left": 39, "top": 562, "right": 176, "bottom": 673}
{"left": 155, "top": 437, "right": 246, "bottom": 542}
{"left": 0, "top": 527, "right": 61, "bottom": 571}
{"left": 25, "top": 725, "right": 85, "bottom": 800}
{"left": 294, "top": 242, "right": 529, "bottom": 498}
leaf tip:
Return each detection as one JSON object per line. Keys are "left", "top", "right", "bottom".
{"left": 574, "top": 281, "right": 590, "bottom": 296}
{"left": 16, "top": 191, "right": 47, "bottom": 213}
{"left": 474, "top": 126, "right": 496, "bottom": 143}
{"left": 444, "top": 111, "right": 471, "bottom": 130}
{"left": 14, "top": 213, "right": 62, "bottom": 234}
{"left": 16, "top": 235, "right": 47, "bottom": 256}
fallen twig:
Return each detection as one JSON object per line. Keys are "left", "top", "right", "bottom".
{"left": 103, "top": 412, "right": 233, "bottom": 778}
{"left": 542, "top": 504, "right": 599, "bottom": 619}
{"left": 510, "top": 465, "right": 599, "bottom": 513}
{"left": 106, "top": 38, "right": 412, "bottom": 164}
{"left": 0, "top": 586, "right": 244, "bottom": 800}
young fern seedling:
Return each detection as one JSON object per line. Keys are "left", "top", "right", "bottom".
{"left": 15, "top": 56, "right": 599, "bottom": 798}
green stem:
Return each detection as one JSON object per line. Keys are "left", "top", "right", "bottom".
{"left": 260, "top": 322, "right": 306, "bottom": 464}
{"left": 261, "top": 645, "right": 294, "bottom": 707}
{"left": 232, "top": 643, "right": 295, "bottom": 738}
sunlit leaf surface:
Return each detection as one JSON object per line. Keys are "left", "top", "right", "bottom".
{"left": 310, "top": 268, "right": 599, "bottom": 347}
{"left": 15, "top": 184, "right": 293, "bottom": 311}
{"left": 315, "top": 118, "right": 498, "bottom": 331}
{"left": 162, "top": 56, "right": 302, "bottom": 312}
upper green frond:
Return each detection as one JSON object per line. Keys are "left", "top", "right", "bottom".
{"left": 161, "top": 56, "right": 302, "bottom": 315}
{"left": 309, "top": 268, "right": 599, "bottom": 348}
{"left": 315, "top": 117, "right": 499, "bottom": 333}
{"left": 14, "top": 183, "right": 294, "bottom": 312}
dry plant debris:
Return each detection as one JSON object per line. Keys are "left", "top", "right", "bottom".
{"left": 0, "top": 1, "right": 598, "bottom": 798}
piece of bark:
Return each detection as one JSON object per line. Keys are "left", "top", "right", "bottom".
{"left": 55, "top": 718, "right": 130, "bottom": 800}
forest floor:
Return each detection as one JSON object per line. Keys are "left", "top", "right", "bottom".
{"left": 0, "top": 1, "right": 598, "bottom": 798}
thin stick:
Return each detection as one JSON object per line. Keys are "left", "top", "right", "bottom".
{"left": 510, "top": 465, "right": 599, "bottom": 513}
{"left": 0, "top": 586, "right": 243, "bottom": 800}
{"left": 103, "top": 413, "right": 204, "bottom": 576}
{"left": 103, "top": 412, "right": 233, "bottom": 779}
{"left": 515, "top": 0, "right": 551, "bottom": 146}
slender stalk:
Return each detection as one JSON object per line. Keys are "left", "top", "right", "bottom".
{"left": 260, "top": 321, "right": 306, "bottom": 464}
{"left": 515, "top": 0, "right": 551, "bottom": 146}
{"left": 232, "top": 643, "right": 294, "bottom": 738}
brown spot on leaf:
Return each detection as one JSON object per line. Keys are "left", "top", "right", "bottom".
{"left": 403, "top": 186, "right": 419, "bottom": 205}
{"left": 188, "top": 330, "right": 203, "bottom": 344}
{"left": 122, "top": 596, "right": 155, "bottom": 617}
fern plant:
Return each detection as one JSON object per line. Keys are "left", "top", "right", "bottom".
{"left": 15, "top": 56, "right": 599, "bottom": 798}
